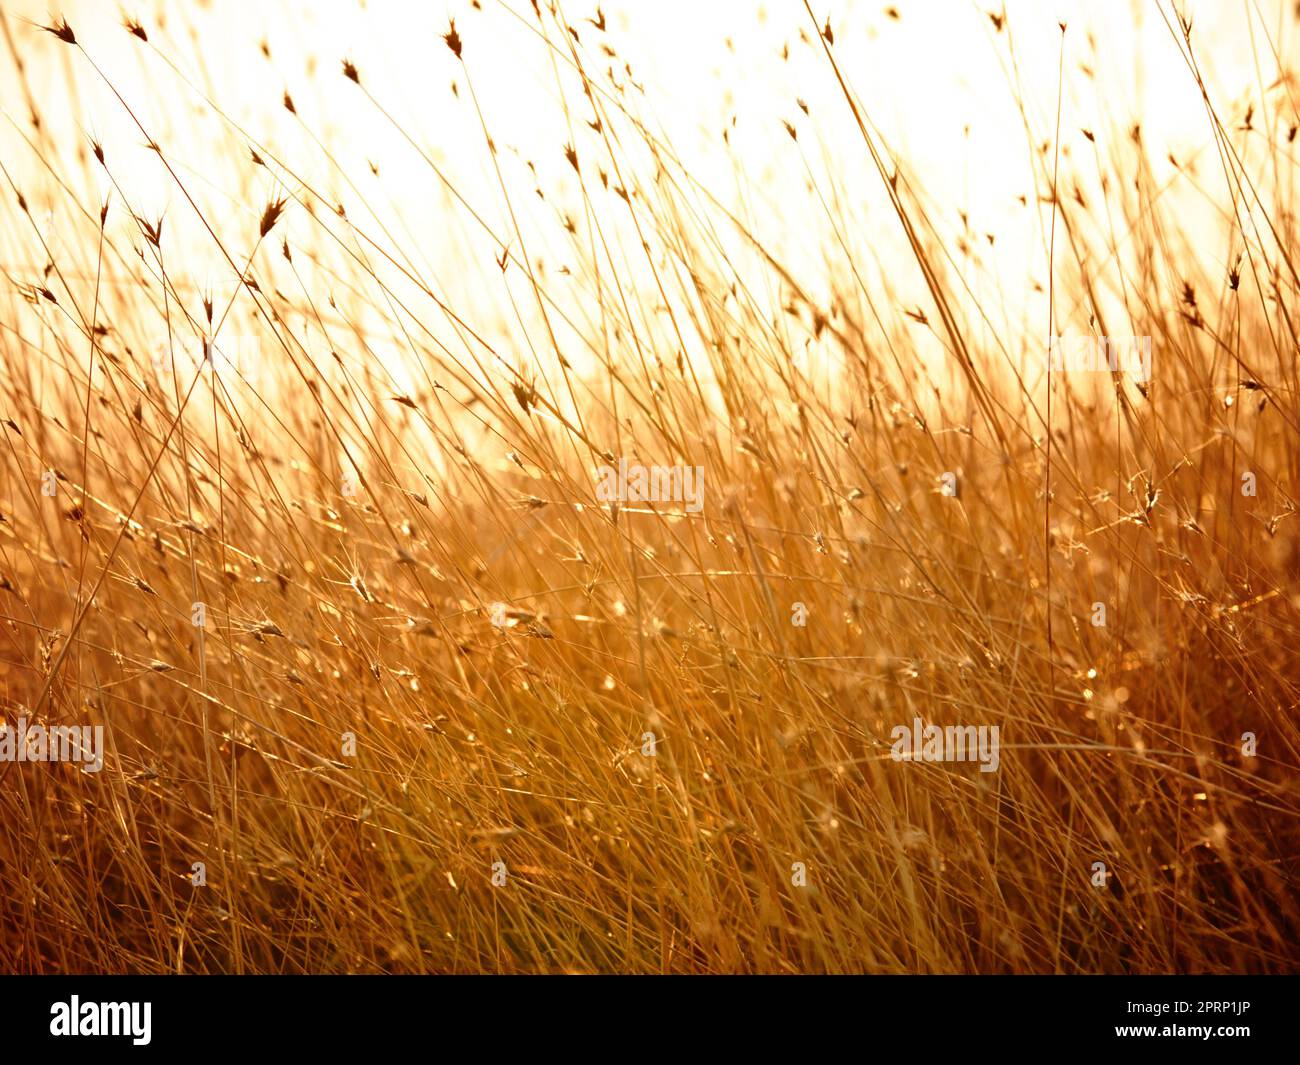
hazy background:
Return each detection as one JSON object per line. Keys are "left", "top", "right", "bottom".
{"left": 1, "top": 0, "right": 1290, "bottom": 394}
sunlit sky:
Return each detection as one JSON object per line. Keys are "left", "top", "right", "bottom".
{"left": 2, "top": 0, "right": 1293, "bottom": 388}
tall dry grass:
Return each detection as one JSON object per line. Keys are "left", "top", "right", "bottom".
{"left": 0, "top": 1, "right": 1297, "bottom": 973}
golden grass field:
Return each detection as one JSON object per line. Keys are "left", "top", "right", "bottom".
{"left": 0, "top": 0, "right": 1298, "bottom": 973}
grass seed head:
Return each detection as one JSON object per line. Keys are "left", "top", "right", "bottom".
{"left": 259, "top": 197, "right": 288, "bottom": 237}
{"left": 444, "top": 19, "right": 463, "bottom": 59}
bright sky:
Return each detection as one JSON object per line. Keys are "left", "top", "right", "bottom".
{"left": 2, "top": 0, "right": 1293, "bottom": 385}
